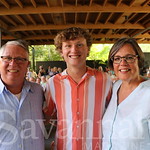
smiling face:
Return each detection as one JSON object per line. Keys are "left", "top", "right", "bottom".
{"left": 0, "top": 44, "right": 30, "bottom": 86}
{"left": 61, "top": 37, "right": 89, "bottom": 69}
{"left": 113, "top": 44, "right": 140, "bottom": 82}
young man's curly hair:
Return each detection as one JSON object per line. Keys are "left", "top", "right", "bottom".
{"left": 54, "top": 27, "right": 92, "bottom": 53}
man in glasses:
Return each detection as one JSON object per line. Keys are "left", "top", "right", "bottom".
{"left": 0, "top": 40, "right": 44, "bottom": 150}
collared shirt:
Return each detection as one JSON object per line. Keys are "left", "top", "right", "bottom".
{"left": 0, "top": 79, "right": 44, "bottom": 150}
{"left": 44, "top": 67, "right": 112, "bottom": 150}
{"left": 102, "top": 79, "right": 150, "bottom": 150}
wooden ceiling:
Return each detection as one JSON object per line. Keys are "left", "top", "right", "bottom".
{"left": 0, "top": 0, "right": 150, "bottom": 45}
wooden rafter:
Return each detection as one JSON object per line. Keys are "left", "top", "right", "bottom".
{"left": 75, "top": 13, "right": 77, "bottom": 24}
{"left": 94, "top": 13, "right": 101, "bottom": 24}
{"left": 133, "top": 13, "right": 149, "bottom": 24}
{"left": 129, "top": 0, "right": 136, "bottom": 7}
{"left": 0, "top": 0, "right": 10, "bottom": 9}
{"left": 89, "top": 0, "right": 93, "bottom": 6}
{"left": 116, "top": 0, "right": 122, "bottom": 7}
{"left": 27, "top": 14, "right": 36, "bottom": 25}
{"left": 45, "top": 0, "right": 50, "bottom": 7}
{"left": 1, "top": 4, "right": 150, "bottom": 15}
{"left": 103, "top": 0, "right": 108, "bottom": 6}
{"left": 142, "top": 0, "right": 150, "bottom": 6}
{"left": 123, "top": 13, "right": 137, "bottom": 24}
{"left": 85, "top": 13, "right": 89, "bottom": 24}
{"left": 75, "top": 0, "right": 78, "bottom": 6}
{"left": 0, "top": 0, "right": 149, "bottom": 44}
{"left": 113, "top": 13, "right": 124, "bottom": 24}
{"left": 104, "top": 13, "right": 113, "bottom": 24}
{"left": 3, "top": 16, "right": 17, "bottom": 26}
{"left": 39, "top": 14, "right": 46, "bottom": 25}
{"left": 30, "top": 0, "right": 37, "bottom": 8}
{"left": 15, "top": 15, "right": 27, "bottom": 25}
{"left": 60, "top": 0, "right": 64, "bottom": 7}
{"left": 15, "top": 0, "right": 23, "bottom": 8}
{"left": 9, "top": 23, "right": 145, "bottom": 32}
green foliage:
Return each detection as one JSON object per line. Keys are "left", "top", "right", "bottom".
{"left": 29, "top": 45, "right": 62, "bottom": 62}
{"left": 29, "top": 44, "right": 150, "bottom": 64}
{"left": 88, "top": 44, "right": 112, "bottom": 63}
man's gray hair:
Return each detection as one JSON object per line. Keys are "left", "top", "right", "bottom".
{"left": 0, "top": 40, "right": 29, "bottom": 55}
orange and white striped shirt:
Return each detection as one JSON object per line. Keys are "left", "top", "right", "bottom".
{"left": 44, "top": 67, "right": 112, "bottom": 150}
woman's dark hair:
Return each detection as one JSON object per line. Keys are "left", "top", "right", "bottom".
{"left": 108, "top": 37, "right": 145, "bottom": 70}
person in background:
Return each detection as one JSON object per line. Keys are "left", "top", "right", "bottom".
{"left": 57, "top": 67, "right": 62, "bottom": 73}
{"left": 38, "top": 65, "right": 46, "bottom": 77}
{"left": 26, "top": 67, "right": 37, "bottom": 79}
{"left": 40, "top": 76, "right": 47, "bottom": 91}
{"left": 36, "top": 77, "right": 41, "bottom": 84}
{"left": 29, "top": 76, "right": 36, "bottom": 82}
{"left": 98, "top": 66, "right": 103, "bottom": 72}
{"left": 46, "top": 66, "right": 51, "bottom": 75}
{"left": 44, "top": 27, "right": 112, "bottom": 150}
{"left": 45, "top": 75, "right": 50, "bottom": 81}
{"left": 102, "top": 37, "right": 150, "bottom": 150}
{"left": 0, "top": 40, "right": 44, "bottom": 150}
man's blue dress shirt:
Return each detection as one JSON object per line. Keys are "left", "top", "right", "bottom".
{"left": 0, "top": 79, "right": 44, "bottom": 150}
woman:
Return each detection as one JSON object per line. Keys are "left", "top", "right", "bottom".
{"left": 102, "top": 38, "right": 150, "bottom": 150}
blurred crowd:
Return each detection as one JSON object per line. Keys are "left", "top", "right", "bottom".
{"left": 26, "top": 64, "right": 150, "bottom": 91}
{"left": 26, "top": 65, "right": 62, "bottom": 91}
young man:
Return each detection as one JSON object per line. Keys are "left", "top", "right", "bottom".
{"left": 0, "top": 40, "right": 44, "bottom": 150}
{"left": 44, "top": 27, "right": 112, "bottom": 150}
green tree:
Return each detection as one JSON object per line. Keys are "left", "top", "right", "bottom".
{"left": 29, "top": 45, "right": 62, "bottom": 62}
{"left": 88, "top": 44, "right": 112, "bottom": 62}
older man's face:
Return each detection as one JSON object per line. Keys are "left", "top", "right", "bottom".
{"left": 0, "top": 44, "right": 30, "bottom": 86}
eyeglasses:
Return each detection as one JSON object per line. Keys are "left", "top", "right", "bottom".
{"left": 111, "top": 55, "right": 138, "bottom": 64}
{"left": 0, "top": 56, "right": 28, "bottom": 64}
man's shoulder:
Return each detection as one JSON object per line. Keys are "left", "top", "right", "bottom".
{"left": 25, "top": 80, "right": 43, "bottom": 92}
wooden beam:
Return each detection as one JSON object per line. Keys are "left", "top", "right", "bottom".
{"left": 45, "top": 0, "right": 50, "bottom": 7}
{"left": 133, "top": 13, "right": 149, "bottom": 24}
{"left": 129, "top": 0, "right": 136, "bottom": 7}
{"left": 89, "top": 0, "right": 93, "bottom": 6}
{"left": 0, "top": 0, "right": 10, "bottom": 9}
{"left": 103, "top": 0, "right": 108, "bottom": 6}
{"left": 75, "top": 0, "right": 78, "bottom": 6}
{"left": 75, "top": 13, "right": 77, "bottom": 24}
{"left": 94, "top": 13, "right": 101, "bottom": 24}
{"left": 31, "top": 0, "right": 37, "bottom": 8}
{"left": 60, "top": 0, "right": 64, "bottom": 7}
{"left": 0, "top": 20, "right": 8, "bottom": 29}
{"left": 39, "top": 14, "right": 46, "bottom": 25}
{"left": 0, "top": 4, "right": 150, "bottom": 15}
{"left": 104, "top": 13, "right": 113, "bottom": 24}
{"left": 9, "top": 23, "right": 145, "bottom": 32}
{"left": 27, "top": 14, "right": 36, "bottom": 25}
{"left": 14, "top": 33, "right": 149, "bottom": 41}
{"left": 141, "top": 0, "right": 150, "bottom": 6}
{"left": 85, "top": 13, "right": 89, "bottom": 24}
{"left": 15, "top": 0, "right": 23, "bottom": 8}
{"left": 63, "top": 13, "right": 66, "bottom": 24}
{"left": 3, "top": 16, "right": 17, "bottom": 26}
{"left": 116, "top": 0, "right": 122, "bottom": 7}
{"left": 15, "top": 15, "right": 27, "bottom": 25}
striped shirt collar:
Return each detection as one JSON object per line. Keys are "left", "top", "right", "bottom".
{"left": 59, "top": 67, "right": 95, "bottom": 80}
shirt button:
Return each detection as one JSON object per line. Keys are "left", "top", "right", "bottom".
{"left": 76, "top": 125, "right": 79, "bottom": 128}
{"left": 77, "top": 98, "right": 79, "bottom": 101}
{"left": 77, "top": 112, "right": 80, "bottom": 115}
